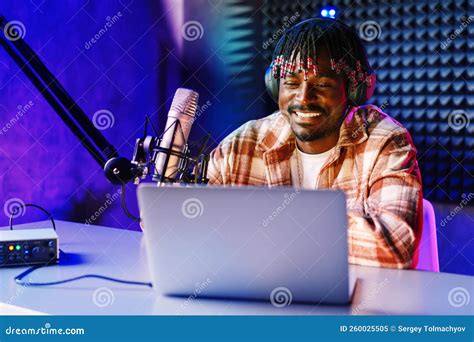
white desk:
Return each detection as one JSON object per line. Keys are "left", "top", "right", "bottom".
{"left": 0, "top": 221, "right": 472, "bottom": 315}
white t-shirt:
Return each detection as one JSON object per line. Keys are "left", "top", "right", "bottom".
{"left": 290, "top": 145, "right": 335, "bottom": 189}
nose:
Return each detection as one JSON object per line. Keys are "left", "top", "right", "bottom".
{"left": 295, "top": 82, "right": 318, "bottom": 106}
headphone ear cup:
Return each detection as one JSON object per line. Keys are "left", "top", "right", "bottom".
{"left": 265, "top": 66, "right": 279, "bottom": 102}
{"left": 348, "top": 71, "right": 377, "bottom": 105}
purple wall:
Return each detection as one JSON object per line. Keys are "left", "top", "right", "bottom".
{"left": 0, "top": 1, "right": 181, "bottom": 230}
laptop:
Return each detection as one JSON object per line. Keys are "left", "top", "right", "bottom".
{"left": 137, "top": 184, "right": 353, "bottom": 305}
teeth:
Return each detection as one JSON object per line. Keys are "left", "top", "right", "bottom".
{"left": 295, "top": 111, "right": 322, "bottom": 118}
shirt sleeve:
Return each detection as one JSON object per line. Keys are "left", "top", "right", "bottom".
{"left": 207, "top": 145, "right": 226, "bottom": 185}
{"left": 348, "top": 130, "right": 423, "bottom": 269}
{"left": 205, "top": 120, "right": 255, "bottom": 186}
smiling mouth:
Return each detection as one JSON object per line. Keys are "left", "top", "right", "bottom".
{"left": 292, "top": 111, "right": 324, "bottom": 119}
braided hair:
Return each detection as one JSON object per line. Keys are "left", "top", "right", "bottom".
{"left": 271, "top": 18, "right": 373, "bottom": 92}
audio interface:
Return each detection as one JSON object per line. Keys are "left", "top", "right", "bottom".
{"left": 0, "top": 228, "right": 58, "bottom": 267}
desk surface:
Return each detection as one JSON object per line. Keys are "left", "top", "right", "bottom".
{"left": 0, "top": 221, "right": 472, "bottom": 315}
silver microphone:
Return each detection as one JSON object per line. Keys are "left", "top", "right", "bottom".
{"left": 154, "top": 88, "right": 199, "bottom": 183}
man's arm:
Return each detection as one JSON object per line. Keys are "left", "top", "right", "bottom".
{"left": 207, "top": 146, "right": 225, "bottom": 185}
{"left": 348, "top": 130, "right": 423, "bottom": 269}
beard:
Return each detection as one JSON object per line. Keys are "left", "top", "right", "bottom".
{"left": 291, "top": 120, "right": 337, "bottom": 141}
{"left": 288, "top": 104, "right": 344, "bottom": 142}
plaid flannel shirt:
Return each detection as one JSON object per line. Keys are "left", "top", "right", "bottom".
{"left": 207, "top": 105, "right": 423, "bottom": 269}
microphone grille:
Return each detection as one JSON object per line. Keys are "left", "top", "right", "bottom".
{"left": 170, "top": 88, "right": 199, "bottom": 117}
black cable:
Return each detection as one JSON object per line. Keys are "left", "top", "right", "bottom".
{"left": 9, "top": 203, "right": 151, "bottom": 287}
{"left": 15, "top": 262, "right": 152, "bottom": 288}
{"left": 9, "top": 203, "right": 56, "bottom": 231}
{"left": 0, "top": 16, "right": 118, "bottom": 166}
{"left": 121, "top": 184, "right": 141, "bottom": 222}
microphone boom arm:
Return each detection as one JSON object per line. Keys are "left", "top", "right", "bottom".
{"left": 0, "top": 14, "right": 141, "bottom": 185}
{"left": 0, "top": 14, "right": 208, "bottom": 186}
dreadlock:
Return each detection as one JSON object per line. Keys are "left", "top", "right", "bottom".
{"left": 271, "top": 18, "right": 373, "bottom": 92}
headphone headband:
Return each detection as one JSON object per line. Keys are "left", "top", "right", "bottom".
{"left": 265, "top": 18, "right": 376, "bottom": 105}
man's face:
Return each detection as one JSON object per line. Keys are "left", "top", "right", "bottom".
{"left": 278, "top": 47, "right": 348, "bottom": 146}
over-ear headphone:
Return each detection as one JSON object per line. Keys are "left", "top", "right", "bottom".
{"left": 264, "top": 18, "right": 376, "bottom": 106}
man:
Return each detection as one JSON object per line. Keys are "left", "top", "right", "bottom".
{"left": 207, "top": 18, "right": 423, "bottom": 269}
